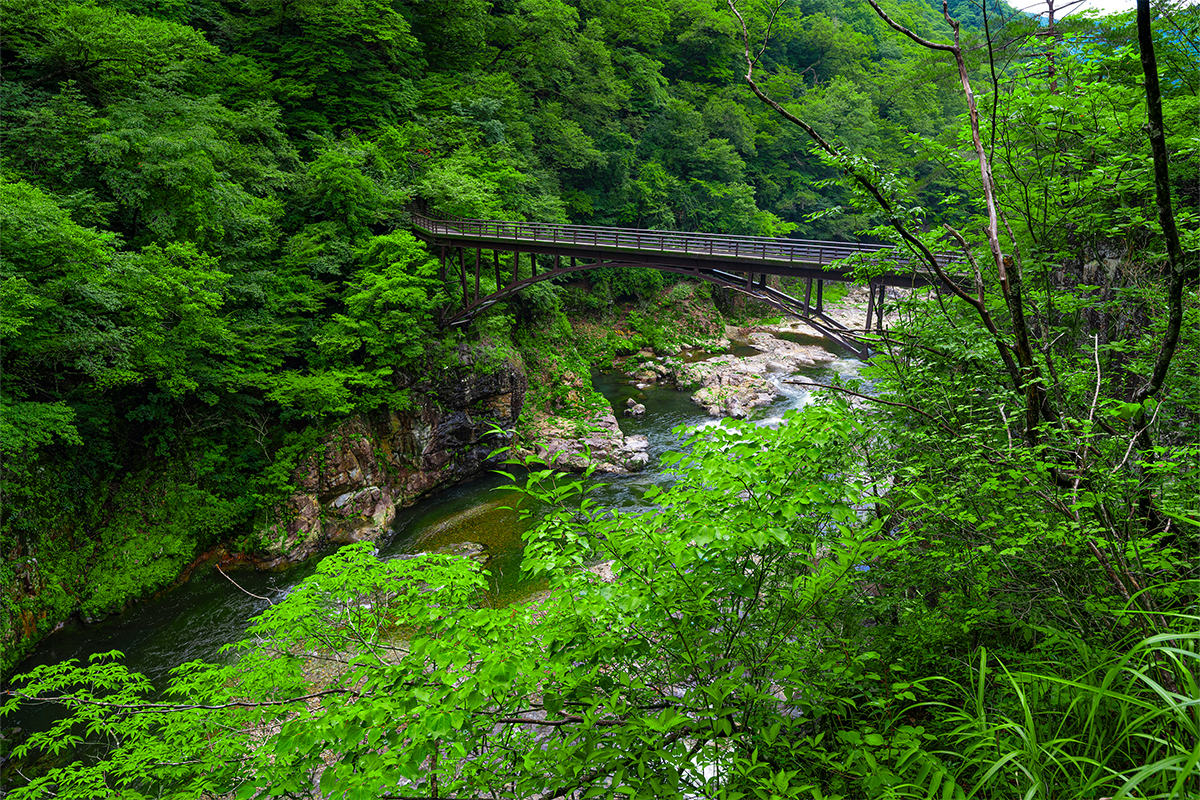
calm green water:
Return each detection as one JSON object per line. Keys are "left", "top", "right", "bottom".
{"left": 2, "top": 342, "right": 856, "bottom": 773}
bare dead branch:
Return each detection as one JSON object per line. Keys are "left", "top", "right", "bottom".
{"left": 216, "top": 563, "right": 273, "bottom": 603}
{"left": 864, "top": 0, "right": 957, "bottom": 52}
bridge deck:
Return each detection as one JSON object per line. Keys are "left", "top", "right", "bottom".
{"left": 411, "top": 213, "right": 945, "bottom": 287}
{"left": 411, "top": 212, "right": 961, "bottom": 357}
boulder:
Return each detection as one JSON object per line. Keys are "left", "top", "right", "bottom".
{"left": 522, "top": 398, "right": 659, "bottom": 475}
{"left": 433, "top": 541, "right": 489, "bottom": 565}
{"left": 676, "top": 332, "right": 837, "bottom": 419}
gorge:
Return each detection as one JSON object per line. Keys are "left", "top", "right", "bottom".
{"left": 2, "top": 324, "right": 858, "bottom": 767}
{"left": 2, "top": 0, "right": 1194, "bottom": 795}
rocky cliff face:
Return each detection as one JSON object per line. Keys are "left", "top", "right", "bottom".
{"left": 257, "top": 358, "right": 527, "bottom": 564}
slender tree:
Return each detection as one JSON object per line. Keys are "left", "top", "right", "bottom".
{"left": 727, "top": 0, "right": 1196, "bottom": 611}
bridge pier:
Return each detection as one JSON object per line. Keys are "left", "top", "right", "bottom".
{"left": 865, "top": 281, "right": 890, "bottom": 336}
{"left": 864, "top": 282, "right": 875, "bottom": 336}
{"left": 458, "top": 247, "right": 467, "bottom": 309}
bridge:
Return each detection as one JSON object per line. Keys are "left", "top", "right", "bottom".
{"left": 411, "top": 212, "right": 947, "bottom": 357}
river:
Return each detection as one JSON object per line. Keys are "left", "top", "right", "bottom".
{"left": 2, "top": 337, "right": 857, "bottom": 778}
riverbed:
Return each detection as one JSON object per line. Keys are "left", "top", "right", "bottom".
{"left": 2, "top": 336, "right": 859, "bottom": 774}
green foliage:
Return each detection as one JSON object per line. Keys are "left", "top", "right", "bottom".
{"left": 469, "top": 306, "right": 524, "bottom": 371}
{"left": 4, "top": 6, "right": 1198, "bottom": 800}
{"left": 945, "top": 36, "right": 1200, "bottom": 263}
{"left": 414, "top": 146, "right": 542, "bottom": 220}
{"left": 302, "top": 137, "right": 398, "bottom": 239}
{"left": 78, "top": 478, "right": 245, "bottom": 619}
{"left": 6, "top": 387, "right": 1199, "bottom": 797}
{"left": 591, "top": 265, "right": 666, "bottom": 301}
{"left": 1, "top": 0, "right": 219, "bottom": 99}
{"left": 248, "top": 425, "right": 323, "bottom": 528}
{"left": 0, "top": 401, "right": 81, "bottom": 459}
{"left": 235, "top": 0, "right": 423, "bottom": 133}
{"left": 2, "top": 543, "right": 492, "bottom": 798}
{"left": 301, "top": 229, "right": 441, "bottom": 413}
{"left": 0, "top": 179, "right": 118, "bottom": 450}
{"left": 96, "top": 242, "right": 236, "bottom": 396}
{"left": 933, "top": 617, "right": 1200, "bottom": 799}
{"left": 1, "top": 453, "right": 257, "bottom": 676}
{"left": 512, "top": 302, "right": 612, "bottom": 418}
{"left": 0, "top": 83, "right": 107, "bottom": 196}
{"left": 3, "top": 406, "right": 895, "bottom": 798}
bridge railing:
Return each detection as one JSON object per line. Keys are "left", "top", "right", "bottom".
{"left": 412, "top": 212, "right": 907, "bottom": 267}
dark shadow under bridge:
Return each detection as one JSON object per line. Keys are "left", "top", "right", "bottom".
{"left": 411, "top": 212, "right": 945, "bottom": 358}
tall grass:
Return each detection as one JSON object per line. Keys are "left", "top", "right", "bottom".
{"left": 927, "top": 611, "right": 1200, "bottom": 800}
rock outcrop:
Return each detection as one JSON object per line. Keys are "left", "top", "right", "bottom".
{"left": 522, "top": 409, "right": 651, "bottom": 473}
{"left": 686, "top": 330, "right": 838, "bottom": 417}
{"left": 633, "top": 327, "right": 839, "bottom": 418}
{"left": 257, "top": 358, "right": 527, "bottom": 564}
